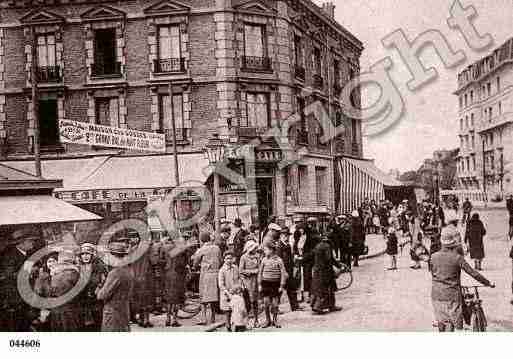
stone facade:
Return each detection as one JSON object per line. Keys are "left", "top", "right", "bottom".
{"left": 455, "top": 38, "right": 513, "bottom": 199}
{"left": 0, "top": 0, "right": 363, "bottom": 225}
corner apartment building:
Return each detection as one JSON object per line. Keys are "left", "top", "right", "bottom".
{"left": 0, "top": 0, "right": 369, "bottom": 232}
{"left": 455, "top": 37, "right": 513, "bottom": 200}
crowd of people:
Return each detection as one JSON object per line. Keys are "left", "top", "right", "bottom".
{"left": 1, "top": 194, "right": 511, "bottom": 333}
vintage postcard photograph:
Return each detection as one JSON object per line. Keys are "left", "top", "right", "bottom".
{"left": 0, "top": 0, "right": 512, "bottom": 352}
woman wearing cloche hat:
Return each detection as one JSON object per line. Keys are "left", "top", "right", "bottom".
{"left": 430, "top": 227, "right": 494, "bottom": 332}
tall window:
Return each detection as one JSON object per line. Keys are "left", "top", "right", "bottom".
{"left": 95, "top": 97, "right": 119, "bottom": 127}
{"left": 460, "top": 118, "right": 463, "bottom": 131}
{"left": 459, "top": 96, "right": 463, "bottom": 109}
{"left": 159, "top": 94, "right": 186, "bottom": 141}
{"left": 487, "top": 82, "right": 491, "bottom": 97}
{"left": 470, "top": 113, "right": 474, "bottom": 127}
{"left": 471, "top": 135, "right": 475, "bottom": 149}
{"left": 464, "top": 94, "right": 468, "bottom": 107}
{"left": 470, "top": 90, "right": 474, "bottom": 103}
{"left": 245, "top": 93, "right": 269, "bottom": 128}
{"left": 472, "top": 156, "right": 476, "bottom": 171}
{"left": 315, "top": 167, "right": 328, "bottom": 205}
{"left": 333, "top": 59, "right": 340, "bottom": 86}
{"left": 489, "top": 107, "right": 493, "bottom": 121}
{"left": 93, "top": 29, "right": 119, "bottom": 76}
{"left": 39, "top": 99, "right": 59, "bottom": 148}
{"left": 155, "top": 26, "right": 183, "bottom": 73}
{"left": 351, "top": 118, "right": 358, "bottom": 143}
{"left": 294, "top": 35, "right": 304, "bottom": 67}
{"left": 313, "top": 47, "right": 322, "bottom": 75}
{"left": 466, "top": 157, "right": 470, "bottom": 172}
{"left": 499, "top": 101, "right": 502, "bottom": 115}
{"left": 497, "top": 76, "right": 500, "bottom": 92}
{"left": 465, "top": 116, "right": 468, "bottom": 129}
{"left": 37, "top": 34, "right": 56, "bottom": 68}
{"left": 244, "top": 24, "right": 266, "bottom": 58}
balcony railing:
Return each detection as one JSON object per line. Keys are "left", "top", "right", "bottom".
{"left": 313, "top": 74, "right": 323, "bottom": 89}
{"left": 295, "top": 65, "right": 306, "bottom": 81}
{"left": 297, "top": 129, "right": 309, "bottom": 145}
{"left": 241, "top": 56, "right": 272, "bottom": 72}
{"left": 164, "top": 128, "right": 188, "bottom": 142}
{"left": 90, "top": 61, "right": 122, "bottom": 77}
{"left": 36, "top": 66, "right": 61, "bottom": 83}
{"left": 154, "top": 58, "right": 186, "bottom": 73}
{"left": 236, "top": 127, "right": 258, "bottom": 138}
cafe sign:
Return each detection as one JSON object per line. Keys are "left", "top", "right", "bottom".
{"left": 59, "top": 119, "right": 166, "bottom": 153}
{"left": 54, "top": 188, "right": 170, "bottom": 203}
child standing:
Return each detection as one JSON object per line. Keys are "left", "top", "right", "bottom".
{"left": 228, "top": 285, "right": 248, "bottom": 332}
{"left": 218, "top": 251, "right": 240, "bottom": 331}
{"left": 385, "top": 226, "right": 398, "bottom": 270}
{"left": 258, "top": 239, "right": 287, "bottom": 328}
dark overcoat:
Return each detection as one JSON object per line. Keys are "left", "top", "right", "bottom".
{"left": 130, "top": 243, "right": 154, "bottom": 311}
{"left": 350, "top": 217, "right": 366, "bottom": 255}
{"left": 49, "top": 264, "right": 81, "bottom": 332}
{"left": 97, "top": 265, "right": 134, "bottom": 332}
{"left": 465, "top": 219, "right": 486, "bottom": 259}
{"left": 309, "top": 241, "right": 340, "bottom": 299}
{"left": 162, "top": 242, "right": 188, "bottom": 305}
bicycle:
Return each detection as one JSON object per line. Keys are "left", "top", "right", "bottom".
{"left": 335, "top": 262, "right": 353, "bottom": 290}
{"left": 461, "top": 285, "right": 489, "bottom": 332}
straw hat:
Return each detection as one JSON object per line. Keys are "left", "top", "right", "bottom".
{"left": 243, "top": 240, "right": 258, "bottom": 254}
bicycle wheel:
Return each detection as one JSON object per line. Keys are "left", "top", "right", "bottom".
{"left": 337, "top": 264, "right": 353, "bottom": 290}
{"left": 471, "top": 308, "right": 487, "bottom": 332}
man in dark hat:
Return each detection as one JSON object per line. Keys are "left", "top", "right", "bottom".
{"left": 96, "top": 240, "right": 134, "bottom": 332}
{"left": 0, "top": 226, "right": 39, "bottom": 331}
{"left": 277, "top": 227, "right": 302, "bottom": 312}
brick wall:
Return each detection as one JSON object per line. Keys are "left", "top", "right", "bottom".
{"left": 126, "top": 86, "right": 151, "bottom": 131}
{"left": 126, "top": 20, "right": 149, "bottom": 82}
{"left": 4, "top": 28, "right": 25, "bottom": 89}
{"left": 189, "top": 14, "right": 216, "bottom": 77}
{"left": 190, "top": 83, "right": 217, "bottom": 149}
{"left": 5, "top": 94, "right": 27, "bottom": 154}
{"left": 63, "top": 24, "right": 86, "bottom": 85}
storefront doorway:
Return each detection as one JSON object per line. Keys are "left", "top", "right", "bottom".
{"left": 256, "top": 177, "right": 274, "bottom": 227}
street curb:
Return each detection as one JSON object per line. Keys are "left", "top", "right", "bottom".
{"left": 204, "top": 321, "right": 225, "bottom": 332}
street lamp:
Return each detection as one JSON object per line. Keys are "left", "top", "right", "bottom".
{"left": 203, "top": 134, "right": 226, "bottom": 233}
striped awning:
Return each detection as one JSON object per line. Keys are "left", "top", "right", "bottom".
{"left": 338, "top": 157, "right": 404, "bottom": 213}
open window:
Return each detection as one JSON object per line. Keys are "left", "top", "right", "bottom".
{"left": 155, "top": 25, "right": 185, "bottom": 73}
{"left": 92, "top": 29, "right": 121, "bottom": 77}
{"left": 38, "top": 99, "right": 61, "bottom": 150}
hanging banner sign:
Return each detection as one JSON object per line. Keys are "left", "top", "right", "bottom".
{"left": 59, "top": 119, "right": 166, "bottom": 153}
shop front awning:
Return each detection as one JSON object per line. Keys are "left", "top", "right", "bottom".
{"left": 338, "top": 156, "right": 405, "bottom": 212}
{"left": 0, "top": 195, "right": 102, "bottom": 226}
{"left": 1, "top": 153, "right": 210, "bottom": 203}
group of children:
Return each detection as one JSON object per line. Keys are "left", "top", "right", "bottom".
{"left": 217, "top": 238, "right": 287, "bottom": 332}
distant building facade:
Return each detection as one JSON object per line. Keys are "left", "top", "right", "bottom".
{"left": 455, "top": 38, "right": 513, "bottom": 200}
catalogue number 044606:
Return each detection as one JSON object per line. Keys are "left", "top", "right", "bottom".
{"left": 9, "top": 339, "right": 40, "bottom": 349}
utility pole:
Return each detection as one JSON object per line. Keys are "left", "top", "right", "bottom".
{"left": 31, "top": 27, "right": 42, "bottom": 178}
{"left": 168, "top": 82, "right": 180, "bottom": 187}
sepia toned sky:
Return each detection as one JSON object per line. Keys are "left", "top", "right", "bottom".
{"left": 313, "top": 0, "right": 513, "bottom": 172}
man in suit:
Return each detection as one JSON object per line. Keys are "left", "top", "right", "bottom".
{"left": 0, "top": 226, "right": 39, "bottom": 331}
{"left": 277, "top": 227, "right": 302, "bottom": 312}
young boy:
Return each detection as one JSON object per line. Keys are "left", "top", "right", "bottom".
{"left": 385, "top": 227, "right": 398, "bottom": 270}
{"left": 218, "top": 251, "right": 240, "bottom": 331}
{"left": 258, "top": 239, "right": 287, "bottom": 328}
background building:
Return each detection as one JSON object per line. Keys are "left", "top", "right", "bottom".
{"left": 455, "top": 38, "right": 513, "bottom": 202}
{"left": 0, "top": 0, "right": 373, "bottom": 233}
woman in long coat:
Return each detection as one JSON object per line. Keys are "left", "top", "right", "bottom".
{"left": 193, "top": 232, "right": 222, "bottom": 325}
{"left": 465, "top": 213, "right": 486, "bottom": 270}
{"left": 97, "top": 242, "right": 134, "bottom": 332}
{"left": 130, "top": 238, "right": 154, "bottom": 328}
{"left": 307, "top": 237, "right": 342, "bottom": 314}
{"left": 162, "top": 237, "right": 188, "bottom": 327}
{"left": 350, "top": 211, "right": 366, "bottom": 267}
{"left": 49, "top": 250, "right": 82, "bottom": 332}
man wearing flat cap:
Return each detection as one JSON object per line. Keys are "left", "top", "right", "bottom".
{"left": 0, "top": 226, "right": 40, "bottom": 331}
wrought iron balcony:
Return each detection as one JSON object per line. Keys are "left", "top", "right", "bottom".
{"left": 154, "top": 58, "right": 186, "bottom": 73}
{"left": 36, "top": 66, "right": 61, "bottom": 83}
{"left": 90, "top": 61, "right": 122, "bottom": 77}
{"left": 295, "top": 65, "right": 306, "bottom": 81}
{"left": 236, "top": 127, "right": 258, "bottom": 138}
{"left": 164, "top": 128, "right": 188, "bottom": 142}
{"left": 313, "top": 74, "right": 323, "bottom": 89}
{"left": 297, "top": 129, "right": 309, "bottom": 145}
{"left": 241, "top": 56, "right": 272, "bottom": 72}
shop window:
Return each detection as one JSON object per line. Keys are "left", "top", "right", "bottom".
{"left": 38, "top": 99, "right": 60, "bottom": 148}
{"left": 244, "top": 92, "right": 270, "bottom": 129}
{"left": 159, "top": 93, "right": 188, "bottom": 142}
{"left": 155, "top": 25, "right": 184, "bottom": 73}
{"left": 242, "top": 23, "right": 271, "bottom": 71}
{"left": 95, "top": 97, "right": 119, "bottom": 127}
{"left": 92, "top": 29, "right": 121, "bottom": 77}
{"left": 36, "top": 33, "right": 60, "bottom": 82}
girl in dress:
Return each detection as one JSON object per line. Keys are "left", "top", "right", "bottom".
{"left": 218, "top": 251, "right": 240, "bottom": 331}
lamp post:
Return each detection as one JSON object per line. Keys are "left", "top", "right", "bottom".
{"left": 203, "top": 134, "right": 226, "bottom": 233}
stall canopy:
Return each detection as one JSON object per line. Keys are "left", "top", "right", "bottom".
{"left": 338, "top": 156, "right": 404, "bottom": 212}
{"left": 0, "top": 195, "right": 102, "bottom": 226}
{"left": 1, "top": 153, "right": 209, "bottom": 191}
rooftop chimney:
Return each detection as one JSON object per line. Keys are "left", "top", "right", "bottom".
{"left": 322, "top": 2, "right": 335, "bottom": 19}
